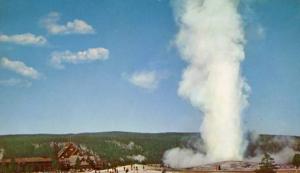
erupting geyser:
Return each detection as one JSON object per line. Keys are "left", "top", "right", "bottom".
{"left": 164, "top": 0, "right": 249, "bottom": 167}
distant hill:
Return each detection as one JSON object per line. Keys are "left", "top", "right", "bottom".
{"left": 0, "top": 132, "right": 299, "bottom": 165}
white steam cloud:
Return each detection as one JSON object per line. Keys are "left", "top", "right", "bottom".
{"left": 0, "top": 148, "right": 4, "bottom": 160}
{"left": 164, "top": 0, "right": 249, "bottom": 168}
{"left": 127, "top": 155, "right": 146, "bottom": 163}
{"left": 246, "top": 135, "right": 300, "bottom": 164}
{"left": 164, "top": 147, "right": 206, "bottom": 168}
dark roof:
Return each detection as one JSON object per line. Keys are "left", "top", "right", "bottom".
{"left": 57, "top": 142, "right": 80, "bottom": 158}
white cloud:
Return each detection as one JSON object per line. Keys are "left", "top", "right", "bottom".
{"left": 50, "top": 47, "right": 109, "bottom": 69}
{"left": 0, "top": 78, "right": 31, "bottom": 87}
{"left": 0, "top": 33, "right": 47, "bottom": 45}
{"left": 128, "top": 70, "right": 161, "bottom": 90}
{"left": 42, "top": 12, "right": 95, "bottom": 35}
{"left": 0, "top": 57, "right": 40, "bottom": 79}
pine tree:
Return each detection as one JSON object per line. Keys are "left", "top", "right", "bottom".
{"left": 51, "top": 152, "right": 60, "bottom": 172}
{"left": 255, "top": 153, "right": 277, "bottom": 173}
{"left": 75, "top": 157, "right": 81, "bottom": 172}
{"left": 293, "top": 153, "right": 300, "bottom": 173}
{"left": 8, "top": 157, "right": 17, "bottom": 173}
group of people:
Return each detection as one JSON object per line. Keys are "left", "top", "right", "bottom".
{"left": 125, "top": 164, "right": 145, "bottom": 173}
{"left": 106, "top": 164, "right": 145, "bottom": 173}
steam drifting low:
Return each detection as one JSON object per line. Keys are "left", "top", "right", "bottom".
{"left": 164, "top": 0, "right": 249, "bottom": 168}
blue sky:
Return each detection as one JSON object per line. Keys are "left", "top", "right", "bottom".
{"left": 0, "top": 0, "right": 299, "bottom": 136}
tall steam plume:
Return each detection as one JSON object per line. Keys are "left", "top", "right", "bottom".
{"left": 164, "top": 0, "right": 249, "bottom": 167}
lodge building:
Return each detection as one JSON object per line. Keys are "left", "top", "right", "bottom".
{"left": 0, "top": 142, "right": 105, "bottom": 172}
{"left": 0, "top": 157, "right": 52, "bottom": 172}
{"left": 57, "top": 142, "right": 105, "bottom": 170}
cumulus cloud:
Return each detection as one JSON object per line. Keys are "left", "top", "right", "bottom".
{"left": 50, "top": 47, "right": 109, "bottom": 69}
{"left": 0, "top": 33, "right": 47, "bottom": 45}
{"left": 0, "top": 78, "right": 32, "bottom": 87}
{"left": 42, "top": 12, "right": 95, "bottom": 35}
{"left": 127, "top": 70, "right": 162, "bottom": 90}
{"left": 0, "top": 57, "right": 40, "bottom": 79}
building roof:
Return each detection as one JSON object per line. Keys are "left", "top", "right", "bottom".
{"left": 57, "top": 142, "right": 80, "bottom": 158}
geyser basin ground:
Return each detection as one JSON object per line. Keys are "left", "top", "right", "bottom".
{"left": 114, "top": 163, "right": 299, "bottom": 173}
{"left": 165, "top": 161, "right": 297, "bottom": 173}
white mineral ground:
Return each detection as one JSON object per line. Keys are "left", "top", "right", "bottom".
{"left": 84, "top": 164, "right": 162, "bottom": 173}
{"left": 74, "top": 162, "right": 298, "bottom": 173}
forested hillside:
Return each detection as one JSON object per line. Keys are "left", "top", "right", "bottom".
{"left": 0, "top": 132, "right": 299, "bottom": 165}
